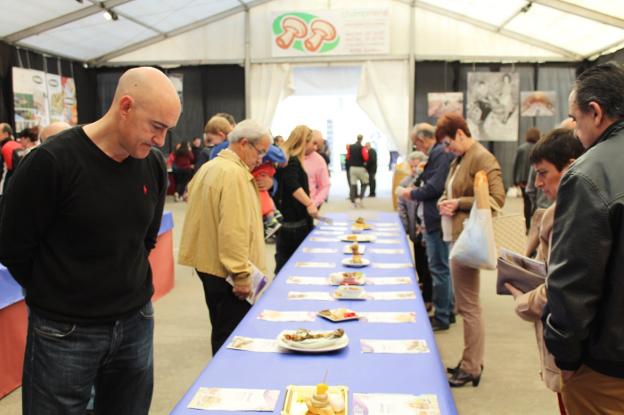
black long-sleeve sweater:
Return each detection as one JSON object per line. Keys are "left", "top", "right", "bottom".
{"left": 0, "top": 127, "right": 166, "bottom": 324}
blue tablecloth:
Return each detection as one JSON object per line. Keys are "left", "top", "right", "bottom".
{"left": 158, "top": 211, "right": 174, "bottom": 236}
{"left": 0, "top": 211, "right": 175, "bottom": 311}
{"left": 0, "top": 264, "right": 22, "bottom": 310}
{"left": 171, "top": 212, "right": 458, "bottom": 414}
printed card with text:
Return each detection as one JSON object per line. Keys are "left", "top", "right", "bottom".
{"left": 257, "top": 310, "right": 316, "bottom": 322}
{"left": 353, "top": 393, "right": 440, "bottom": 415}
{"left": 287, "top": 276, "right": 329, "bottom": 285}
{"left": 366, "top": 277, "right": 411, "bottom": 285}
{"left": 372, "top": 263, "right": 413, "bottom": 269}
{"left": 360, "top": 339, "right": 429, "bottom": 354}
{"left": 188, "top": 387, "right": 280, "bottom": 412}
{"left": 288, "top": 291, "right": 335, "bottom": 301}
{"left": 227, "top": 336, "right": 283, "bottom": 353}
{"left": 359, "top": 312, "right": 417, "bottom": 323}
{"left": 302, "top": 247, "right": 338, "bottom": 254}
{"left": 295, "top": 261, "right": 336, "bottom": 268}
{"left": 368, "top": 291, "right": 416, "bottom": 300}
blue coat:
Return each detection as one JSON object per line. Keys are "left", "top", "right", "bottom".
{"left": 409, "top": 143, "right": 455, "bottom": 233}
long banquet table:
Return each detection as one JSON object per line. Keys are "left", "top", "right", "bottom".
{"left": 0, "top": 211, "right": 175, "bottom": 399}
{"left": 171, "top": 212, "right": 458, "bottom": 414}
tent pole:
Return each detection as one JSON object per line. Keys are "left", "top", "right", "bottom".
{"left": 407, "top": 0, "right": 416, "bottom": 154}
{"left": 242, "top": 2, "right": 251, "bottom": 119}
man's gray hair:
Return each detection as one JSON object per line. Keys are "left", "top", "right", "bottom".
{"left": 408, "top": 151, "right": 428, "bottom": 163}
{"left": 228, "top": 119, "right": 270, "bottom": 144}
{"left": 411, "top": 122, "right": 435, "bottom": 139}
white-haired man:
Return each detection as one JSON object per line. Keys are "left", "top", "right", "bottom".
{"left": 178, "top": 119, "right": 270, "bottom": 355}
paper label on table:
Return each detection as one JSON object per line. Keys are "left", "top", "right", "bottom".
{"left": 295, "top": 261, "right": 336, "bottom": 268}
{"left": 374, "top": 222, "right": 400, "bottom": 227}
{"left": 353, "top": 393, "right": 440, "bottom": 415}
{"left": 287, "top": 276, "right": 329, "bottom": 285}
{"left": 302, "top": 247, "right": 338, "bottom": 254}
{"left": 366, "top": 277, "right": 412, "bottom": 286}
{"left": 372, "top": 232, "right": 401, "bottom": 237}
{"left": 368, "top": 291, "right": 416, "bottom": 300}
{"left": 309, "top": 237, "right": 337, "bottom": 242}
{"left": 332, "top": 222, "right": 348, "bottom": 226}
{"left": 376, "top": 239, "right": 402, "bottom": 244}
{"left": 360, "top": 339, "right": 430, "bottom": 354}
{"left": 369, "top": 248, "right": 405, "bottom": 255}
{"left": 187, "top": 387, "right": 280, "bottom": 411}
{"left": 312, "top": 230, "right": 344, "bottom": 236}
{"left": 359, "top": 312, "right": 417, "bottom": 323}
{"left": 227, "top": 336, "right": 283, "bottom": 353}
{"left": 319, "top": 226, "right": 348, "bottom": 231}
{"left": 257, "top": 310, "right": 316, "bottom": 322}
{"left": 288, "top": 291, "right": 334, "bottom": 301}
{"left": 372, "top": 263, "right": 413, "bottom": 269}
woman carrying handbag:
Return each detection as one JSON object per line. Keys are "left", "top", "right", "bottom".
{"left": 436, "top": 113, "right": 505, "bottom": 387}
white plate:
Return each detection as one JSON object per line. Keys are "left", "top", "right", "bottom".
{"left": 343, "top": 245, "right": 366, "bottom": 255}
{"left": 351, "top": 224, "right": 373, "bottom": 232}
{"left": 342, "top": 257, "right": 370, "bottom": 268}
{"left": 328, "top": 272, "right": 366, "bottom": 285}
{"left": 340, "top": 234, "right": 376, "bottom": 243}
{"left": 277, "top": 330, "right": 349, "bottom": 353}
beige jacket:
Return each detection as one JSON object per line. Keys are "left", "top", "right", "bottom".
{"left": 178, "top": 149, "right": 266, "bottom": 286}
{"left": 514, "top": 204, "right": 560, "bottom": 392}
{"left": 439, "top": 141, "right": 506, "bottom": 241}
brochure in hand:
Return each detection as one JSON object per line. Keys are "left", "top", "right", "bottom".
{"left": 496, "top": 248, "right": 546, "bottom": 295}
{"left": 226, "top": 262, "right": 268, "bottom": 305}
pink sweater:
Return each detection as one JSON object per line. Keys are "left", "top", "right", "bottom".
{"left": 304, "top": 151, "right": 330, "bottom": 207}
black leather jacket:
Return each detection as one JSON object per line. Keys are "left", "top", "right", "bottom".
{"left": 543, "top": 120, "right": 624, "bottom": 378}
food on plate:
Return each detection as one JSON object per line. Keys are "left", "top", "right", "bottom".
{"left": 351, "top": 252, "right": 363, "bottom": 264}
{"left": 282, "top": 385, "right": 348, "bottom": 415}
{"left": 318, "top": 308, "right": 359, "bottom": 321}
{"left": 354, "top": 217, "right": 366, "bottom": 225}
{"left": 334, "top": 285, "right": 366, "bottom": 299}
{"left": 329, "top": 272, "right": 365, "bottom": 285}
{"left": 306, "top": 383, "right": 338, "bottom": 415}
{"left": 283, "top": 328, "right": 344, "bottom": 342}
{"left": 345, "top": 234, "right": 358, "bottom": 241}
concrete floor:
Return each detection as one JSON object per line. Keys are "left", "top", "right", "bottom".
{"left": 0, "top": 185, "right": 557, "bottom": 414}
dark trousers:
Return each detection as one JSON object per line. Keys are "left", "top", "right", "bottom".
{"left": 367, "top": 169, "right": 377, "bottom": 196}
{"left": 521, "top": 186, "right": 532, "bottom": 233}
{"left": 23, "top": 304, "right": 154, "bottom": 415}
{"left": 174, "top": 168, "right": 193, "bottom": 195}
{"left": 197, "top": 272, "right": 251, "bottom": 355}
{"left": 413, "top": 235, "right": 432, "bottom": 304}
{"left": 275, "top": 223, "right": 312, "bottom": 274}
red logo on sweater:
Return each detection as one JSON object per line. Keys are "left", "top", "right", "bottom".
{"left": 143, "top": 185, "right": 148, "bottom": 195}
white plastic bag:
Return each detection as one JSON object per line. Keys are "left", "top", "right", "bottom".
{"left": 450, "top": 203, "right": 497, "bottom": 269}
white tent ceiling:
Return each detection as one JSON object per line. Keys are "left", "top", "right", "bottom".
{"left": 1, "top": 0, "right": 624, "bottom": 65}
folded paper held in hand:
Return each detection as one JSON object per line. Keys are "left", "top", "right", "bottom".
{"left": 496, "top": 247, "right": 546, "bottom": 295}
{"left": 226, "top": 262, "right": 268, "bottom": 305}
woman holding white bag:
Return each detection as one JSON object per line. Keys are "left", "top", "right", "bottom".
{"left": 436, "top": 113, "right": 505, "bottom": 387}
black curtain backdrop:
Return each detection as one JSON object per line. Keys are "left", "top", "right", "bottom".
{"left": 93, "top": 64, "right": 245, "bottom": 152}
{"left": 0, "top": 41, "right": 97, "bottom": 131}
{"left": 413, "top": 60, "right": 580, "bottom": 188}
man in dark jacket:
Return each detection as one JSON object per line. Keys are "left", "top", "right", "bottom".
{"left": 400, "top": 123, "right": 455, "bottom": 330}
{"left": 513, "top": 127, "right": 540, "bottom": 232}
{"left": 543, "top": 62, "right": 624, "bottom": 413}
{"left": 365, "top": 142, "right": 377, "bottom": 197}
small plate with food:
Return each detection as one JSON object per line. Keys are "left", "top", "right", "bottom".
{"left": 318, "top": 308, "right": 360, "bottom": 322}
{"left": 277, "top": 329, "right": 349, "bottom": 353}
{"left": 340, "top": 234, "right": 376, "bottom": 243}
{"left": 333, "top": 285, "right": 368, "bottom": 300}
{"left": 328, "top": 272, "right": 366, "bottom": 286}
{"left": 343, "top": 242, "right": 366, "bottom": 255}
{"left": 342, "top": 257, "right": 370, "bottom": 268}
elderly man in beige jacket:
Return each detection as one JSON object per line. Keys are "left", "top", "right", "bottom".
{"left": 178, "top": 119, "right": 271, "bottom": 354}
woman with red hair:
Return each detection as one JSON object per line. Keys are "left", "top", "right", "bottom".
{"left": 436, "top": 113, "right": 505, "bottom": 387}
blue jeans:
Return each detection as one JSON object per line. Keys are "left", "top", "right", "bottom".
{"left": 423, "top": 230, "right": 454, "bottom": 325}
{"left": 23, "top": 302, "right": 154, "bottom": 415}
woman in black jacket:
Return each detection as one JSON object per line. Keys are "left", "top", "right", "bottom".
{"left": 274, "top": 125, "right": 319, "bottom": 273}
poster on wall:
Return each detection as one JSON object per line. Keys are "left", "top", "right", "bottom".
{"left": 271, "top": 9, "right": 389, "bottom": 57}
{"left": 47, "top": 74, "right": 78, "bottom": 125}
{"left": 466, "top": 72, "right": 519, "bottom": 142}
{"left": 520, "top": 91, "right": 557, "bottom": 117}
{"left": 12, "top": 68, "right": 49, "bottom": 132}
{"left": 168, "top": 73, "right": 183, "bottom": 104}
{"left": 427, "top": 92, "right": 463, "bottom": 119}
{"left": 12, "top": 67, "right": 78, "bottom": 132}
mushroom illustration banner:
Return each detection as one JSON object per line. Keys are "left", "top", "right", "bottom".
{"left": 271, "top": 9, "right": 389, "bottom": 57}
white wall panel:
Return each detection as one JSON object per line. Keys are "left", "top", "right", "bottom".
{"left": 110, "top": 13, "right": 246, "bottom": 64}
